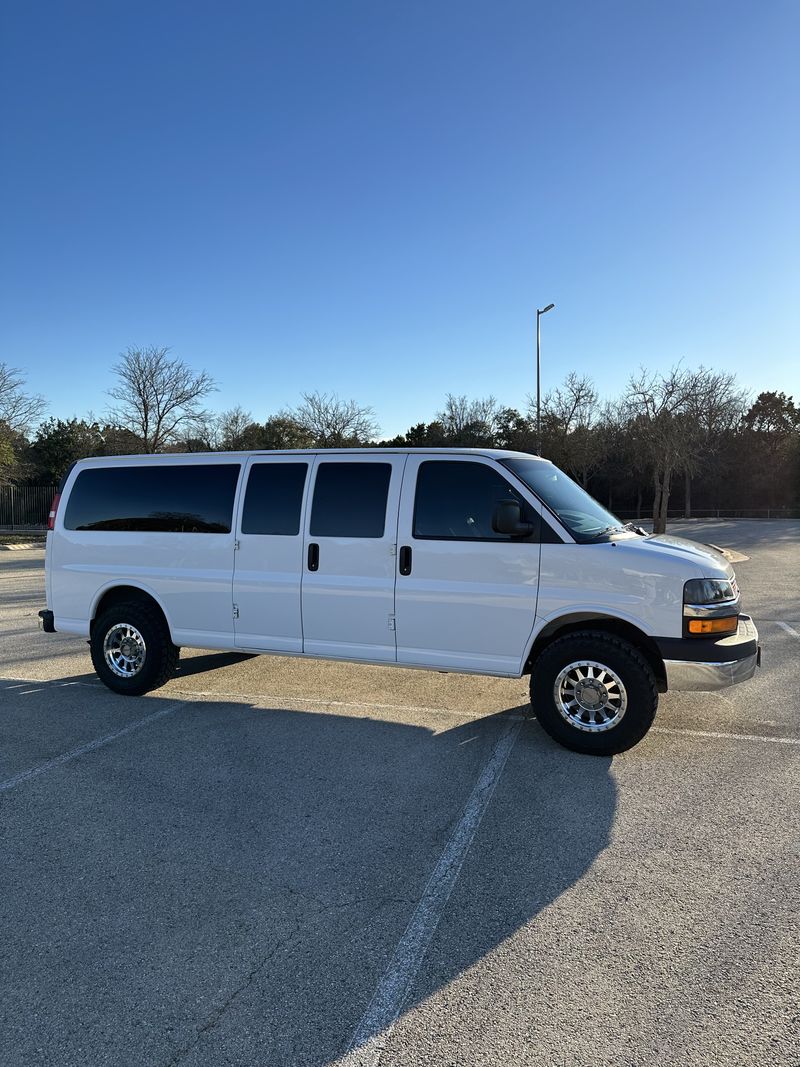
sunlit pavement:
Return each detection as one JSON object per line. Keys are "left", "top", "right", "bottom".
{"left": 1, "top": 522, "right": 798, "bottom": 1067}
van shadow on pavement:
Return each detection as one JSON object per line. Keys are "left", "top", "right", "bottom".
{"left": 1, "top": 666, "right": 617, "bottom": 1067}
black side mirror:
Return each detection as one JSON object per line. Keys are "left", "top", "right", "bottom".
{"left": 492, "top": 499, "right": 534, "bottom": 537}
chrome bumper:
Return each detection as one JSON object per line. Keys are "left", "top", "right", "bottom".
{"left": 664, "top": 616, "right": 760, "bottom": 692}
{"left": 664, "top": 650, "right": 759, "bottom": 691}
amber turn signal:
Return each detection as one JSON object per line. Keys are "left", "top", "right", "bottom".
{"left": 687, "top": 616, "right": 739, "bottom": 636}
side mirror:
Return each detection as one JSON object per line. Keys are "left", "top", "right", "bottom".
{"left": 492, "top": 499, "right": 534, "bottom": 537}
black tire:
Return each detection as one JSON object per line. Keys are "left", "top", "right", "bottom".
{"left": 90, "top": 600, "right": 179, "bottom": 696}
{"left": 529, "top": 631, "right": 658, "bottom": 755}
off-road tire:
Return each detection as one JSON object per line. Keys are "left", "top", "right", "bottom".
{"left": 90, "top": 600, "right": 179, "bottom": 696}
{"left": 530, "top": 630, "right": 658, "bottom": 755}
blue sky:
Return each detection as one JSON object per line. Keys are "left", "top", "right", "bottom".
{"left": 1, "top": 0, "right": 798, "bottom": 437}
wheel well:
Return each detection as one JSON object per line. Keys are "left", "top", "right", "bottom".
{"left": 525, "top": 614, "right": 667, "bottom": 690}
{"left": 91, "top": 586, "right": 168, "bottom": 635}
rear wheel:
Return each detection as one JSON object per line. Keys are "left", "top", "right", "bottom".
{"left": 530, "top": 631, "right": 658, "bottom": 755}
{"left": 90, "top": 600, "right": 179, "bottom": 695}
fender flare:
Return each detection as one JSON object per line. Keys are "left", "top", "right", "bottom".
{"left": 522, "top": 608, "right": 665, "bottom": 680}
{"left": 89, "top": 580, "right": 176, "bottom": 641}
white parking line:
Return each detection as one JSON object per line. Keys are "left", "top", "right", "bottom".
{"left": 0, "top": 700, "right": 188, "bottom": 793}
{"left": 337, "top": 716, "right": 522, "bottom": 1067}
{"left": 776, "top": 621, "right": 800, "bottom": 639}
{"left": 653, "top": 726, "right": 800, "bottom": 746}
{"left": 2, "top": 678, "right": 99, "bottom": 690}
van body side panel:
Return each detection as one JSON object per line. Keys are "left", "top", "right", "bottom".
{"left": 531, "top": 542, "right": 693, "bottom": 652}
{"left": 394, "top": 456, "right": 541, "bottom": 675}
{"left": 50, "top": 457, "right": 241, "bottom": 645}
{"left": 54, "top": 530, "right": 237, "bottom": 643}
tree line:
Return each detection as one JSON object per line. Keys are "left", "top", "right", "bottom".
{"left": 1, "top": 346, "right": 798, "bottom": 534}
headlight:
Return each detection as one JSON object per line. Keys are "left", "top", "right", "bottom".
{"left": 683, "top": 578, "right": 739, "bottom": 636}
{"left": 683, "top": 579, "right": 736, "bottom": 605}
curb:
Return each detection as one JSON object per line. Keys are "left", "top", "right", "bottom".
{"left": 0, "top": 542, "right": 45, "bottom": 551}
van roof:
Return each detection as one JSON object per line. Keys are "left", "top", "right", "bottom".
{"left": 71, "top": 447, "right": 554, "bottom": 466}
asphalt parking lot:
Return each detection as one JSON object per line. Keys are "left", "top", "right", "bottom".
{"left": 1, "top": 520, "right": 798, "bottom": 1067}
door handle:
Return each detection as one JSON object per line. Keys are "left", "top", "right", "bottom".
{"left": 399, "top": 545, "right": 412, "bottom": 576}
{"left": 307, "top": 542, "right": 319, "bottom": 571}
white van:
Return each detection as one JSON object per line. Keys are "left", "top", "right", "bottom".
{"left": 39, "top": 449, "right": 760, "bottom": 754}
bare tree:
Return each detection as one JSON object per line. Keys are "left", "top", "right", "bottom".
{"left": 681, "top": 370, "right": 748, "bottom": 516}
{"left": 622, "top": 365, "right": 741, "bottom": 533}
{"left": 539, "top": 373, "right": 606, "bottom": 486}
{"left": 623, "top": 367, "right": 692, "bottom": 533}
{"left": 216, "top": 406, "right": 255, "bottom": 450}
{"left": 106, "top": 346, "right": 217, "bottom": 453}
{"left": 540, "top": 373, "right": 597, "bottom": 434}
{"left": 0, "top": 363, "right": 46, "bottom": 434}
{"left": 286, "top": 392, "right": 378, "bottom": 447}
{"left": 0, "top": 363, "right": 46, "bottom": 483}
{"left": 436, "top": 394, "right": 504, "bottom": 446}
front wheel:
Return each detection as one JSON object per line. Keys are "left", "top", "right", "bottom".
{"left": 90, "top": 600, "right": 179, "bottom": 696}
{"left": 530, "top": 631, "right": 658, "bottom": 755}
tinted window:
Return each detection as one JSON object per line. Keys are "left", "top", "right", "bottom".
{"left": 241, "top": 462, "right": 307, "bottom": 535}
{"left": 413, "top": 461, "right": 537, "bottom": 541}
{"left": 310, "top": 463, "right": 391, "bottom": 538}
{"left": 64, "top": 464, "right": 240, "bottom": 533}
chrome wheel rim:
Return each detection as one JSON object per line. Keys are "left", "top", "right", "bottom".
{"left": 103, "top": 623, "right": 147, "bottom": 678}
{"left": 553, "top": 659, "right": 627, "bottom": 733}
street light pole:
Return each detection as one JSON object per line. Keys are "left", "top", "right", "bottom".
{"left": 536, "top": 302, "right": 555, "bottom": 455}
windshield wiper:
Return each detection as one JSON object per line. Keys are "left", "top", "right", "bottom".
{"left": 621, "top": 521, "right": 648, "bottom": 536}
{"left": 589, "top": 524, "right": 623, "bottom": 540}
{"left": 589, "top": 521, "right": 645, "bottom": 541}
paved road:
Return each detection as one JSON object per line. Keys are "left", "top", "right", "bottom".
{"left": 1, "top": 521, "right": 798, "bottom": 1067}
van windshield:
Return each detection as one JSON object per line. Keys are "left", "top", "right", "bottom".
{"left": 500, "top": 457, "right": 624, "bottom": 542}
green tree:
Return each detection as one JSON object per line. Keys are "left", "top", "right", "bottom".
{"left": 740, "top": 392, "right": 800, "bottom": 508}
{"left": 261, "top": 415, "right": 314, "bottom": 450}
{"left": 31, "top": 418, "right": 105, "bottom": 483}
{"left": 744, "top": 391, "right": 799, "bottom": 437}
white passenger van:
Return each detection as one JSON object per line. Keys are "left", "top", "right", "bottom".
{"left": 39, "top": 449, "right": 760, "bottom": 754}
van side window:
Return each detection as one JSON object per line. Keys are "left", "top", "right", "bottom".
{"left": 241, "top": 463, "right": 308, "bottom": 535}
{"left": 63, "top": 464, "right": 240, "bottom": 533}
{"left": 413, "top": 461, "right": 539, "bottom": 541}
{"left": 310, "top": 463, "right": 391, "bottom": 538}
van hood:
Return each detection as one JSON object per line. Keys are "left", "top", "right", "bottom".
{"left": 614, "top": 531, "right": 735, "bottom": 581}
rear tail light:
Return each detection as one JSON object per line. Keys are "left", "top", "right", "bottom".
{"left": 47, "top": 493, "right": 61, "bottom": 531}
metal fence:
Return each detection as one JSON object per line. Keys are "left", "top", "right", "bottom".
{"left": 0, "top": 485, "right": 57, "bottom": 530}
{"left": 614, "top": 508, "right": 800, "bottom": 520}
